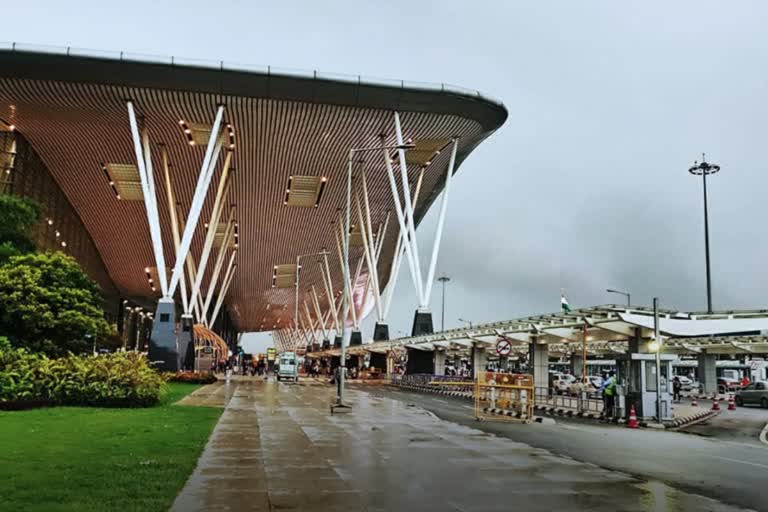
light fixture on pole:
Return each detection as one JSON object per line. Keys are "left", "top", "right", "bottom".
{"left": 688, "top": 155, "right": 720, "bottom": 314}
{"left": 333, "top": 140, "right": 415, "bottom": 410}
{"left": 458, "top": 317, "right": 473, "bottom": 329}
{"left": 437, "top": 275, "right": 450, "bottom": 331}
{"left": 606, "top": 288, "right": 631, "bottom": 307}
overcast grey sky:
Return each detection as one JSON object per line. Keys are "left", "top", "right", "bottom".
{"left": 6, "top": 1, "right": 768, "bottom": 350}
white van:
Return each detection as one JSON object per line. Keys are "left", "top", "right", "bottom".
{"left": 277, "top": 352, "right": 299, "bottom": 382}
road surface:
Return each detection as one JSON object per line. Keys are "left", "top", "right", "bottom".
{"left": 359, "top": 385, "right": 768, "bottom": 512}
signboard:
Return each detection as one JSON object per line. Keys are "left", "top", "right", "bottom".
{"left": 266, "top": 348, "right": 277, "bottom": 361}
{"left": 496, "top": 339, "right": 512, "bottom": 356}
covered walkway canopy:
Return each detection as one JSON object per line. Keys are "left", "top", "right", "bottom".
{"left": 307, "top": 305, "right": 768, "bottom": 358}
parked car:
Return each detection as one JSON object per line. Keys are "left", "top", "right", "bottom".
{"left": 735, "top": 381, "right": 768, "bottom": 408}
{"left": 718, "top": 377, "right": 741, "bottom": 394}
{"left": 552, "top": 374, "right": 576, "bottom": 394}
{"left": 674, "top": 375, "right": 694, "bottom": 391}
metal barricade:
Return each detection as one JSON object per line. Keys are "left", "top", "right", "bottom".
{"left": 475, "top": 372, "right": 534, "bottom": 423}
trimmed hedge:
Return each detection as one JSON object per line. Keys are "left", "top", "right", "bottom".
{"left": 0, "top": 349, "right": 164, "bottom": 408}
{"left": 165, "top": 371, "right": 217, "bottom": 385}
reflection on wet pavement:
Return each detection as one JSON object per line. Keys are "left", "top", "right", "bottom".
{"left": 171, "top": 378, "right": 747, "bottom": 511}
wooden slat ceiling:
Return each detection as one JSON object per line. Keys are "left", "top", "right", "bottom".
{"left": 0, "top": 77, "right": 493, "bottom": 332}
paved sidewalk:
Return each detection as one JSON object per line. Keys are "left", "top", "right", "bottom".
{"left": 172, "top": 378, "right": 744, "bottom": 511}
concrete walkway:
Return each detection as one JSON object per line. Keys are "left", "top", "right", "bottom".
{"left": 172, "top": 378, "right": 745, "bottom": 511}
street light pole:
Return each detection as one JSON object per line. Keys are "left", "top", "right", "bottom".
{"left": 606, "top": 288, "right": 630, "bottom": 307}
{"left": 653, "top": 297, "right": 662, "bottom": 422}
{"left": 689, "top": 155, "right": 720, "bottom": 314}
{"left": 458, "top": 317, "right": 473, "bottom": 329}
{"left": 438, "top": 275, "right": 450, "bottom": 331}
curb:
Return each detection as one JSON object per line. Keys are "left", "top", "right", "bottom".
{"left": 760, "top": 421, "right": 768, "bottom": 446}
{"left": 665, "top": 409, "right": 719, "bottom": 430}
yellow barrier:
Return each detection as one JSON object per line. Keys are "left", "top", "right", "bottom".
{"left": 474, "top": 372, "right": 534, "bottom": 423}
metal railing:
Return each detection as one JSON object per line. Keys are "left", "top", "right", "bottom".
{"left": 535, "top": 387, "right": 604, "bottom": 414}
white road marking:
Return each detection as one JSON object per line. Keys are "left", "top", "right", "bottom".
{"left": 710, "top": 455, "right": 768, "bottom": 470}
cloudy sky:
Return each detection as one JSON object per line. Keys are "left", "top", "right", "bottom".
{"left": 6, "top": 1, "right": 767, "bottom": 350}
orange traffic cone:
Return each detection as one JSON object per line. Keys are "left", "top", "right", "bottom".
{"left": 728, "top": 394, "right": 736, "bottom": 411}
{"left": 627, "top": 404, "right": 639, "bottom": 429}
{"left": 691, "top": 395, "right": 698, "bottom": 407}
{"left": 712, "top": 397, "right": 720, "bottom": 411}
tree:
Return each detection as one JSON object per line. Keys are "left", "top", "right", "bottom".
{"left": 0, "top": 193, "right": 41, "bottom": 262}
{"left": 0, "top": 251, "right": 110, "bottom": 356}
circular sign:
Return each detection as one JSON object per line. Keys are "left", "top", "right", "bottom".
{"left": 496, "top": 339, "right": 512, "bottom": 356}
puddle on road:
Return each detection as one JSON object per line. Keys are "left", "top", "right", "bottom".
{"left": 638, "top": 480, "right": 747, "bottom": 512}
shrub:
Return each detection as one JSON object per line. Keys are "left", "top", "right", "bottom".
{"left": 0, "top": 349, "right": 164, "bottom": 408}
{"left": 166, "top": 371, "right": 217, "bottom": 385}
{"left": 0, "top": 251, "right": 110, "bottom": 356}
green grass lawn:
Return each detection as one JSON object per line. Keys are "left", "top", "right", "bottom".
{"left": 0, "top": 382, "right": 222, "bottom": 512}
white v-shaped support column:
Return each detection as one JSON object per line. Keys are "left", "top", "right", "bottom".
{"left": 200, "top": 211, "right": 235, "bottom": 323}
{"left": 311, "top": 286, "right": 328, "bottom": 341}
{"left": 126, "top": 102, "right": 168, "bottom": 297}
{"left": 382, "top": 140, "right": 424, "bottom": 306}
{"left": 189, "top": 151, "right": 233, "bottom": 310}
{"left": 321, "top": 254, "right": 339, "bottom": 333}
{"left": 209, "top": 253, "right": 236, "bottom": 327}
{"left": 168, "top": 105, "right": 225, "bottom": 297}
{"left": 383, "top": 167, "right": 425, "bottom": 319}
{"left": 423, "top": 139, "right": 458, "bottom": 306}
{"left": 160, "top": 146, "right": 188, "bottom": 313}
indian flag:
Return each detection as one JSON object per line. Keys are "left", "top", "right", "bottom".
{"left": 561, "top": 292, "right": 571, "bottom": 312}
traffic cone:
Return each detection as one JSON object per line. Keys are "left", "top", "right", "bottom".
{"left": 728, "top": 394, "right": 736, "bottom": 411}
{"left": 691, "top": 395, "right": 698, "bottom": 407}
{"left": 711, "top": 397, "right": 720, "bottom": 411}
{"left": 627, "top": 404, "right": 639, "bottom": 429}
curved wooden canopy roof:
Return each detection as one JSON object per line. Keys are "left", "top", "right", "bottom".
{"left": 0, "top": 46, "right": 507, "bottom": 333}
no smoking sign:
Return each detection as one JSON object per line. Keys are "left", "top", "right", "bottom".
{"left": 496, "top": 339, "right": 512, "bottom": 356}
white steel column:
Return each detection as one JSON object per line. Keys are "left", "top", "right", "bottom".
{"left": 161, "top": 146, "right": 189, "bottom": 313}
{"left": 355, "top": 193, "right": 382, "bottom": 320}
{"left": 209, "top": 259, "right": 236, "bottom": 327}
{"left": 383, "top": 168, "right": 425, "bottom": 319}
{"left": 393, "top": 112, "right": 425, "bottom": 305}
{"left": 126, "top": 102, "right": 168, "bottom": 297}
{"left": 382, "top": 142, "right": 423, "bottom": 305}
{"left": 200, "top": 213, "right": 235, "bottom": 322}
{"left": 188, "top": 151, "right": 233, "bottom": 308}
{"left": 205, "top": 249, "right": 236, "bottom": 326}
{"left": 321, "top": 254, "right": 339, "bottom": 332}
{"left": 311, "top": 286, "right": 328, "bottom": 341}
{"left": 168, "top": 105, "right": 225, "bottom": 296}
{"left": 423, "top": 139, "right": 458, "bottom": 306}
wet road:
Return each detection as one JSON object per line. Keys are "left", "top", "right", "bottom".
{"left": 360, "top": 385, "right": 768, "bottom": 512}
{"left": 677, "top": 397, "right": 768, "bottom": 445}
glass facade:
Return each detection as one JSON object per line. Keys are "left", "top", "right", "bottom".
{"left": 0, "top": 129, "right": 120, "bottom": 321}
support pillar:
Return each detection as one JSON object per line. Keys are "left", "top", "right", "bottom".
{"left": 350, "top": 330, "right": 362, "bottom": 347}
{"left": 333, "top": 335, "right": 342, "bottom": 349}
{"left": 406, "top": 349, "right": 434, "bottom": 374}
{"left": 322, "top": 338, "right": 331, "bottom": 350}
{"left": 697, "top": 352, "right": 717, "bottom": 395}
{"left": 530, "top": 341, "right": 549, "bottom": 393}
{"left": 149, "top": 298, "right": 178, "bottom": 371}
{"left": 411, "top": 310, "right": 434, "bottom": 336}
{"left": 472, "top": 345, "right": 488, "bottom": 377}
{"left": 373, "top": 322, "right": 389, "bottom": 341}
{"left": 434, "top": 350, "right": 446, "bottom": 376}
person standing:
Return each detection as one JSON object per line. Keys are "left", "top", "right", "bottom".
{"left": 672, "top": 376, "right": 682, "bottom": 403}
{"left": 601, "top": 371, "right": 616, "bottom": 419}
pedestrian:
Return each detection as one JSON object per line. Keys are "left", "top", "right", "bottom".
{"left": 673, "top": 376, "right": 682, "bottom": 402}
{"left": 600, "top": 371, "right": 617, "bottom": 419}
